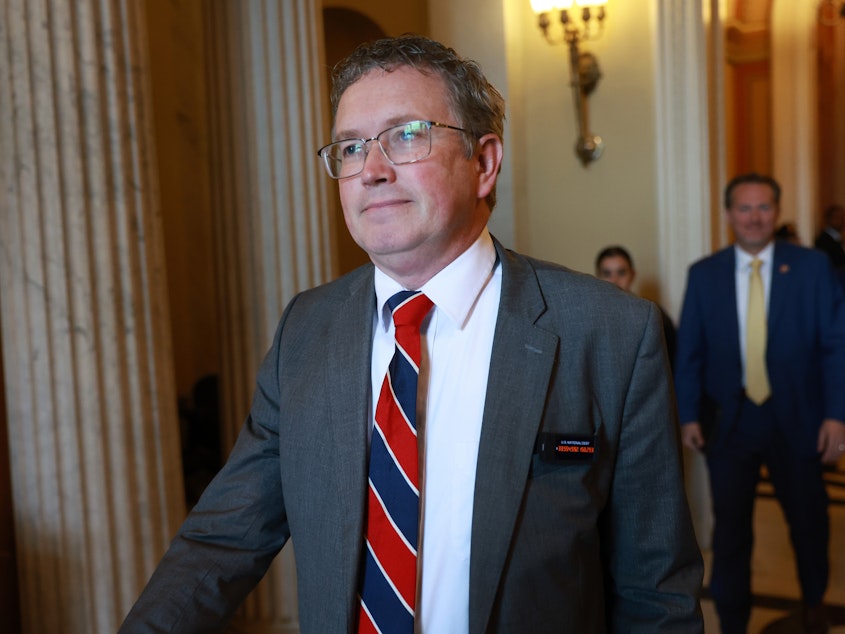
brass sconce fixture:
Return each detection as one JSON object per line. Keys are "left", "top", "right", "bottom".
{"left": 819, "top": 0, "right": 845, "bottom": 25}
{"left": 529, "top": 0, "right": 608, "bottom": 167}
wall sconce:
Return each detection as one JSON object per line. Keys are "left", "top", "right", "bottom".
{"left": 819, "top": 0, "right": 845, "bottom": 26}
{"left": 529, "top": 0, "right": 608, "bottom": 167}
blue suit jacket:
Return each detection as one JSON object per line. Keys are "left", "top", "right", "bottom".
{"left": 675, "top": 241, "right": 845, "bottom": 455}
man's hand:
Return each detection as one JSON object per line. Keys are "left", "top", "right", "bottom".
{"left": 817, "top": 418, "right": 845, "bottom": 465}
{"left": 681, "top": 422, "right": 706, "bottom": 452}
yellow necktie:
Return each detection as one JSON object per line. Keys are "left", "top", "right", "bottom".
{"left": 745, "top": 258, "right": 770, "bottom": 404}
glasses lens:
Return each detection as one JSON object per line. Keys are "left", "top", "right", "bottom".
{"left": 380, "top": 121, "right": 431, "bottom": 165}
{"left": 318, "top": 121, "right": 436, "bottom": 179}
{"left": 322, "top": 140, "right": 367, "bottom": 179}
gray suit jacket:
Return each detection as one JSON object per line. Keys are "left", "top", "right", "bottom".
{"left": 120, "top": 239, "right": 703, "bottom": 633}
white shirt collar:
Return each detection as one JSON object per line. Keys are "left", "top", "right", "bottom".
{"left": 734, "top": 240, "right": 774, "bottom": 271}
{"left": 374, "top": 227, "right": 497, "bottom": 331}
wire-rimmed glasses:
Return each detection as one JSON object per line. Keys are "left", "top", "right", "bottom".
{"left": 316, "top": 120, "right": 467, "bottom": 179}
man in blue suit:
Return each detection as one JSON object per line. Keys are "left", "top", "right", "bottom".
{"left": 675, "top": 172, "right": 845, "bottom": 633}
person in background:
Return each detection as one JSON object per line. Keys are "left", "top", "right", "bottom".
{"left": 774, "top": 221, "right": 800, "bottom": 244}
{"left": 675, "top": 172, "right": 845, "bottom": 634}
{"left": 595, "top": 245, "right": 677, "bottom": 371}
{"left": 815, "top": 203, "right": 845, "bottom": 287}
{"left": 119, "top": 35, "right": 703, "bottom": 633}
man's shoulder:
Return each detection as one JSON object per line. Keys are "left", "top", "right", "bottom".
{"left": 303, "top": 263, "right": 373, "bottom": 295}
{"left": 775, "top": 240, "right": 831, "bottom": 270}
{"left": 284, "top": 264, "right": 374, "bottom": 317}
{"left": 501, "top": 246, "right": 654, "bottom": 316}
{"left": 690, "top": 245, "right": 733, "bottom": 271}
{"left": 504, "top": 246, "right": 624, "bottom": 289}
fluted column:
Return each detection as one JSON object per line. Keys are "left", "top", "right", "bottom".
{"left": 771, "top": 1, "right": 819, "bottom": 245}
{"left": 0, "top": 1, "right": 184, "bottom": 633}
{"left": 204, "top": 1, "right": 334, "bottom": 632}
{"left": 654, "top": 0, "right": 713, "bottom": 548}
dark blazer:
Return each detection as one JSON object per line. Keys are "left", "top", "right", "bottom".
{"left": 120, "top": 239, "right": 703, "bottom": 633}
{"left": 815, "top": 228, "right": 845, "bottom": 273}
{"left": 674, "top": 241, "right": 845, "bottom": 454}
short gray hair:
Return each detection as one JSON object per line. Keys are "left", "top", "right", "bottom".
{"left": 330, "top": 35, "right": 506, "bottom": 209}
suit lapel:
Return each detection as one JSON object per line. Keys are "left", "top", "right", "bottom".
{"left": 469, "top": 243, "right": 559, "bottom": 634}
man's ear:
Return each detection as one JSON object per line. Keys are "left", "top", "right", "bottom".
{"left": 475, "top": 133, "right": 504, "bottom": 200}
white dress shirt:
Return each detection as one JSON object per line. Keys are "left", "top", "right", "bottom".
{"left": 372, "top": 227, "right": 501, "bottom": 633}
{"left": 734, "top": 241, "right": 773, "bottom": 387}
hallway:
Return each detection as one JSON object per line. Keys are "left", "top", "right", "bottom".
{"left": 700, "top": 465, "right": 845, "bottom": 633}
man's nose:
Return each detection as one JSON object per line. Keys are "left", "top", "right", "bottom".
{"left": 360, "top": 141, "right": 394, "bottom": 183}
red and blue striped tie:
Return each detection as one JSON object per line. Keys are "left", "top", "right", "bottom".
{"left": 358, "top": 290, "right": 433, "bottom": 633}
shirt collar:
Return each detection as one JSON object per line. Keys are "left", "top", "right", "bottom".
{"left": 734, "top": 240, "right": 774, "bottom": 271}
{"left": 374, "top": 227, "right": 498, "bottom": 331}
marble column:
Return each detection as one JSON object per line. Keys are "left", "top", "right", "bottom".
{"left": 771, "top": 1, "right": 820, "bottom": 245}
{"left": 654, "top": 0, "right": 714, "bottom": 548}
{"left": 0, "top": 1, "right": 185, "bottom": 633}
{"left": 204, "top": 1, "right": 334, "bottom": 632}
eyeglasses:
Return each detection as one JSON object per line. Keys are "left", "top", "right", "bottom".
{"left": 316, "top": 120, "right": 468, "bottom": 179}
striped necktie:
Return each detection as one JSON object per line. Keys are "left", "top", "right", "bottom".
{"left": 359, "top": 290, "right": 433, "bottom": 634}
{"left": 745, "top": 258, "right": 771, "bottom": 404}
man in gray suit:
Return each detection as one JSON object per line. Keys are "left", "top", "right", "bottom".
{"left": 120, "top": 35, "right": 703, "bottom": 633}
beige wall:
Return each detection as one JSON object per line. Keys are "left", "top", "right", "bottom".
{"left": 521, "top": 0, "right": 662, "bottom": 301}
{"left": 431, "top": 0, "right": 668, "bottom": 305}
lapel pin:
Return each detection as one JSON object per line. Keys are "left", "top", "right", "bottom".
{"left": 779, "top": 264, "right": 790, "bottom": 274}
